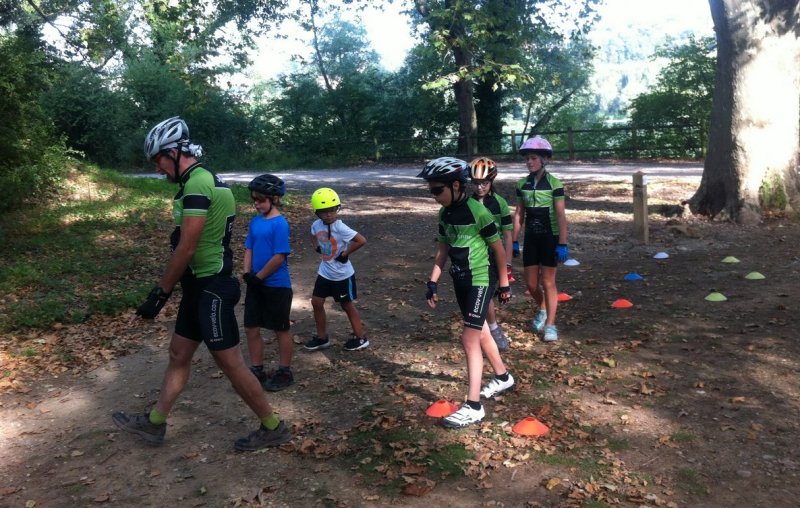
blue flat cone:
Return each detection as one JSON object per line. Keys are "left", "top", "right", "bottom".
{"left": 624, "top": 272, "right": 643, "bottom": 281}
{"left": 653, "top": 252, "right": 669, "bottom": 259}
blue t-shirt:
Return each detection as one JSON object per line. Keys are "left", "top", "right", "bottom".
{"left": 244, "top": 214, "right": 292, "bottom": 288}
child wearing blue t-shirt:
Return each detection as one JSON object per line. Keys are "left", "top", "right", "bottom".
{"left": 242, "top": 174, "right": 294, "bottom": 391}
{"left": 304, "top": 187, "right": 369, "bottom": 351}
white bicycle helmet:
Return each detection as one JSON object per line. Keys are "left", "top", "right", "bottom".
{"left": 519, "top": 136, "right": 553, "bottom": 158}
{"left": 417, "top": 157, "right": 469, "bottom": 182}
{"left": 144, "top": 116, "right": 190, "bottom": 160}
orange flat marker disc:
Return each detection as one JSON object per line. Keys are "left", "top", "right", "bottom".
{"left": 512, "top": 417, "right": 550, "bottom": 436}
{"left": 425, "top": 400, "right": 458, "bottom": 417}
{"left": 611, "top": 298, "right": 634, "bottom": 309}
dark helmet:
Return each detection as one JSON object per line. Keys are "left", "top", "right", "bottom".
{"left": 416, "top": 157, "right": 469, "bottom": 183}
{"left": 248, "top": 174, "right": 285, "bottom": 197}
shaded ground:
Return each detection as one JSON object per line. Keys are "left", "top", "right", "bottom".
{"left": 2, "top": 167, "right": 799, "bottom": 507}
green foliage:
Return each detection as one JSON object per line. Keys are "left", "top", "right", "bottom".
{"left": 0, "top": 32, "right": 70, "bottom": 211}
{"left": 759, "top": 170, "right": 788, "bottom": 212}
{"left": 0, "top": 165, "right": 175, "bottom": 331}
{"left": 628, "top": 36, "right": 715, "bottom": 158}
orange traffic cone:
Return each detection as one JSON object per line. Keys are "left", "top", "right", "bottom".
{"left": 512, "top": 417, "right": 549, "bottom": 436}
{"left": 425, "top": 400, "right": 458, "bottom": 417}
{"left": 611, "top": 298, "right": 634, "bottom": 309}
{"left": 557, "top": 292, "right": 572, "bottom": 302}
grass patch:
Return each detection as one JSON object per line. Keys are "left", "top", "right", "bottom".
{"left": 671, "top": 431, "right": 696, "bottom": 443}
{"left": 537, "top": 451, "right": 609, "bottom": 480}
{"left": 606, "top": 437, "right": 630, "bottom": 452}
{"left": 676, "top": 467, "right": 707, "bottom": 496}
{"left": 0, "top": 165, "right": 284, "bottom": 333}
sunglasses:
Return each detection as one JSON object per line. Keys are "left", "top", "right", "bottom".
{"left": 429, "top": 186, "right": 447, "bottom": 196}
{"left": 472, "top": 180, "right": 491, "bottom": 187}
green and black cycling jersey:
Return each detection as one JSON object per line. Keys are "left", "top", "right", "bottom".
{"left": 437, "top": 197, "right": 501, "bottom": 286}
{"left": 515, "top": 171, "right": 565, "bottom": 236}
{"left": 476, "top": 193, "right": 513, "bottom": 233}
{"left": 171, "top": 163, "right": 236, "bottom": 278}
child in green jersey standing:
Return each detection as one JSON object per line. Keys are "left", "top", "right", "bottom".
{"left": 512, "top": 136, "right": 569, "bottom": 342}
{"left": 468, "top": 157, "right": 514, "bottom": 352}
{"left": 418, "top": 157, "right": 514, "bottom": 429}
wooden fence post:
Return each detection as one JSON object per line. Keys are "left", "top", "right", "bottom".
{"left": 567, "top": 127, "right": 575, "bottom": 160}
{"left": 632, "top": 171, "right": 649, "bottom": 244}
{"left": 511, "top": 130, "right": 517, "bottom": 156}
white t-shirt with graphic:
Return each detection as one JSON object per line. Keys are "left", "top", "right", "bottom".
{"left": 311, "top": 219, "right": 358, "bottom": 281}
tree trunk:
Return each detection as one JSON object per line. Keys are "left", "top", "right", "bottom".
{"left": 450, "top": 30, "right": 478, "bottom": 157}
{"left": 689, "top": 0, "right": 800, "bottom": 223}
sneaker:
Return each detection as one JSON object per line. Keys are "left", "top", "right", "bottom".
{"left": 264, "top": 367, "right": 294, "bottom": 392}
{"left": 441, "top": 404, "right": 485, "bottom": 428}
{"left": 304, "top": 334, "right": 331, "bottom": 351}
{"left": 234, "top": 421, "right": 292, "bottom": 452}
{"left": 112, "top": 411, "right": 166, "bottom": 445}
{"left": 490, "top": 327, "right": 510, "bottom": 351}
{"left": 480, "top": 373, "right": 516, "bottom": 399}
{"left": 343, "top": 335, "right": 370, "bottom": 351}
{"left": 543, "top": 324, "right": 558, "bottom": 342}
{"left": 532, "top": 309, "right": 547, "bottom": 333}
{"left": 249, "top": 366, "right": 267, "bottom": 384}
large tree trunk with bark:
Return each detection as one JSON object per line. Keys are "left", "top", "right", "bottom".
{"left": 689, "top": 0, "right": 800, "bottom": 223}
{"left": 450, "top": 29, "right": 478, "bottom": 157}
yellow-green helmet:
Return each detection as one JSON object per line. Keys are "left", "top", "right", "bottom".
{"left": 311, "top": 187, "right": 341, "bottom": 211}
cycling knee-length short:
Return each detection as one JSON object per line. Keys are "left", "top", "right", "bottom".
{"left": 174, "top": 274, "right": 241, "bottom": 351}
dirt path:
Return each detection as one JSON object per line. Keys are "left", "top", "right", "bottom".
{"left": 2, "top": 170, "right": 800, "bottom": 507}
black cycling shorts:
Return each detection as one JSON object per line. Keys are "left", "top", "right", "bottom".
{"left": 453, "top": 279, "right": 496, "bottom": 330}
{"left": 523, "top": 234, "right": 558, "bottom": 268}
{"left": 244, "top": 285, "right": 293, "bottom": 331}
{"left": 312, "top": 274, "right": 358, "bottom": 303}
{"left": 174, "top": 274, "right": 241, "bottom": 351}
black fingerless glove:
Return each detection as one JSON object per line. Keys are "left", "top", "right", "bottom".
{"left": 315, "top": 245, "right": 321, "bottom": 254}
{"left": 334, "top": 253, "right": 349, "bottom": 263}
{"left": 425, "top": 281, "right": 438, "bottom": 300}
{"left": 136, "top": 286, "right": 171, "bottom": 319}
{"left": 243, "top": 272, "right": 263, "bottom": 287}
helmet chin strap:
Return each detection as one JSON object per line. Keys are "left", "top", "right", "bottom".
{"left": 447, "top": 181, "right": 468, "bottom": 206}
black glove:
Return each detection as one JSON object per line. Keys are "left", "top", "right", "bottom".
{"left": 315, "top": 245, "right": 321, "bottom": 254}
{"left": 497, "top": 286, "right": 512, "bottom": 305}
{"left": 243, "top": 272, "right": 263, "bottom": 287}
{"left": 425, "top": 281, "right": 438, "bottom": 301}
{"left": 136, "top": 286, "right": 171, "bottom": 319}
{"left": 334, "top": 253, "right": 349, "bottom": 263}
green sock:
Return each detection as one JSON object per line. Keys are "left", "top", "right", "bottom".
{"left": 149, "top": 408, "right": 167, "bottom": 425}
{"left": 261, "top": 413, "right": 280, "bottom": 430}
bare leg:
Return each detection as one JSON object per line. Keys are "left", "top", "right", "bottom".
{"left": 153, "top": 334, "right": 200, "bottom": 416}
{"left": 276, "top": 330, "right": 293, "bottom": 367}
{"left": 462, "top": 326, "right": 486, "bottom": 401}
{"left": 311, "top": 296, "right": 327, "bottom": 337}
{"left": 210, "top": 346, "right": 272, "bottom": 419}
{"left": 524, "top": 265, "right": 545, "bottom": 311}
{"left": 479, "top": 322, "right": 507, "bottom": 373}
{"left": 340, "top": 301, "right": 364, "bottom": 337}
{"left": 245, "top": 326, "right": 264, "bottom": 366}
{"left": 486, "top": 300, "right": 497, "bottom": 325}
{"left": 540, "top": 266, "right": 558, "bottom": 325}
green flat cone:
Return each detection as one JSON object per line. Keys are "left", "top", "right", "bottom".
{"left": 745, "top": 272, "right": 765, "bottom": 280}
{"left": 705, "top": 292, "right": 728, "bottom": 302}
{"left": 721, "top": 256, "right": 740, "bottom": 263}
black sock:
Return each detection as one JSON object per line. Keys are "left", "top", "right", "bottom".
{"left": 496, "top": 372, "right": 509, "bottom": 382}
{"left": 466, "top": 399, "right": 482, "bottom": 410}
